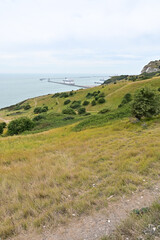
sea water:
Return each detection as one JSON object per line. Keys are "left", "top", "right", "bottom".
{"left": 0, "top": 74, "right": 108, "bottom": 109}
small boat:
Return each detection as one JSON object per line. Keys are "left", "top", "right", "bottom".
{"left": 63, "top": 77, "right": 75, "bottom": 85}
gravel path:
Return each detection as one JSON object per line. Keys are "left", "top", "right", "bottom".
{"left": 0, "top": 117, "right": 10, "bottom": 123}
{"left": 13, "top": 181, "right": 160, "bottom": 240}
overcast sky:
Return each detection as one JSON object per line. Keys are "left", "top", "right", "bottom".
{"left": 0, "top": 0, "right": 160, "bottom": 74}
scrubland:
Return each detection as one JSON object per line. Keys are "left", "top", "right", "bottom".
{"left": 1, "top": 76, "right": 160, "bottom": 239}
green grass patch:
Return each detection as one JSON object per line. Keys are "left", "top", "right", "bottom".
{"left": 73, "top": 105, "right": 131, "bottom": 131}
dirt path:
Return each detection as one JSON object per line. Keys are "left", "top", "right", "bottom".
{"left": 106, "top": 83, "right": 131, "bottom": 98}
{"left": 34, "top": 99, "right": 37, "bottom": 107}
{"left": 56, "top": 98, "right": 62, "bottom": 113}
{"left": 0, "top": 117, "right": 10, "bottom": 123}
{"left": 13, "top": 181, "right": 160, "bottom": 240}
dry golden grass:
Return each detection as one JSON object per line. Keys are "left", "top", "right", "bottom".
{"left": 1, "top": 77, "right": 160, "bottom": 238}
{"left": 1, "top": 116, "right": 160, "bottom": 238}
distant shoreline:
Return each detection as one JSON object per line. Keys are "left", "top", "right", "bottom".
{"left": 0, "top": 74, "right": 104, "bottom": 110}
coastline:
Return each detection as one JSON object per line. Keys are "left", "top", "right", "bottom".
{"left": 0, "top": 74, "right": 105, "bottom": 110}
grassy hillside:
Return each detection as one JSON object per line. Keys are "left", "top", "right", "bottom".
{"left": 1, "top": 76, "right": 160, "bottom": 239}
{"left": 1, "top": 76, "right": 160, "bottom": 134}
{"left": 1, "top": 117, "right": 160, "bottom": 239}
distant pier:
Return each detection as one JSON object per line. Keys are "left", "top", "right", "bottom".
{"left": 40, "top": 78, "right": 92, "bottom": 89}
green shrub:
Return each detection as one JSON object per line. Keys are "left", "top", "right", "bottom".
{"left": 34, "top": 107, "right": 42, "bottom": 114}
{"left": 91, "top": 100, "right": 96, "bottom": 106}
{"left": 34, "top": 106, "right": 48, "bottom": 114}
{"left": 70, "top": 101, "right": 81, "bottom": 109}
{"left": 41, "top": 106, "right": 48, "bottom": 112}
{"left": 98, "top": 97, "right": 106, "bottom": 104}
{"left": 98, "top": 92, "right": 105, "bottom": 98}
{"left": 52, "top": 92, "right": 69, "bottom": 98}
{"left": 0, "top": 125, "right": 3, "bottom": 134}
{"left": 0, "top": 122, "right": 6, "bottom": 128}
{"left": 24, "top": 104, "right": 31, "bottom": 110}
{"left": 8, "top": 117, "right": 34, "bottom": 135}
{"left": 98, "top": 108, "right": 110, "bottom": 114}
{"left": 0, "top": 122, "right": 7, "bottom": 134}
{"left": 62, "top": 108, "right": 76, "bottom": 115}
{"left": 14, "top": 104, "right": 23, "bottom": 111}
{"left": 132, "top": 87, "right": 160, "bottom": 119}
{"left": 93, "top": 91, "right": 100, "bottom": 97}
{"left": 69, "top": 91, "right": 73, "bottom": 96}
{"left": 83, "top": 100, "right": 89, "bottom": 106}
{"left": 118, "top": 93, "right": 132, "bottom": 108}
{"left": 69, "top": 91, "right": 76, "bottom": 96}
{"left": 51, "top": 93, "right": 60, "bottom": 98}
{"left": 60, "top": 92, "right": 69, "bottom": 98}
{"left": 33, "top": 115, "right": 45, "bottom": 121}
{"left": 86, "top": 93, "right": 92, "bottom": 98}
{"left": 78, "top": 107, "right": 86, "bottom": 115}
{"left": 86, "top": 91, "right": 101, "bottom": 98}
{"left": 64, "top": 99, "right": 71, "bottom": 105}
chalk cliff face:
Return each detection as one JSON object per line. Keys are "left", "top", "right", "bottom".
{"left": 141, "top": 60, "right": 160, "bottom": 73}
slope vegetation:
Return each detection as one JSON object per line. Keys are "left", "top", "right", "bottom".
{"left": 0, "top": 76, "right": 160, "bottom": 239}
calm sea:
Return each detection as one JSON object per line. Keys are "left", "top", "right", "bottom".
{"left": 0, "top": 74, "right": 108, "bottom": 109}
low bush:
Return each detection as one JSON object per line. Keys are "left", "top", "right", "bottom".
{"left": 83, "top": 100, "right": 89, "bottom": 106}
{"left": 86, "top": 91, "right": 101, "bottom": 98}
{"left": 51, "top": 93, "right": 60, "bottom": 98}
{"left": 52, "top": 92, "right": 70, "bottom": 98}
{"left": 132, "top": 87, "right": 160, "bottom": 119}
{"left": 34, "top": 107, "right": 42, "bottom": 114}
{"left": 33, "top": 115, "right": 45, "bottom": 121}
{"left": 0, "top": 125, "right": 3, "bottom": 134}
{"left": 0, "top": 122, "right": 7, "bottom": 135}
{"left": 62, "top": 108, "right": 76, "bottom": 115}
{"left": 118, "top": 93, "right": 132, "bottom": 108}
{"left": 69, "top": 91, "right": 76, "bottom": 96}
{"left": 64, "top": 99, "right": 71, "bottom": 105}
{"left": 59, "top": 92, "right": 69, "bottom": 98}
{"left": 86, "top": 93, "right": 92, "bottom": 98}
{"left": 0, "top": 122, "right": 6, "bottom": 128}
{"left": 24, "top": 104, "right": 31, "bottom": 110}
{"left": 95, "top": 96, "right": 99, "bottom": 101}
{"left": 98, "top": 92, "right": 105, "bottom": 98}
{"left": 98, "top": 108, "right": 110, "bottom": 114}
{"left": 41, "top": 106, "right": 48, "bottom": 112}
{"left": 91, "top": 100, "right": 96, "bottom": 106}
{"left": 8, "top": 117, "right": 34, "bottom": 135}
{"left": 98, "top": 97, "right": 106, "bottom": 104}
{"left": 13, "top": 104, "right": 23, "bottom": 111}
{"left": 70, "top": 101, "right": 81, "bottom": 109}
{"left": 78, "top": 107, "right": 86, "bottom": 115}
{"left": 34, "top": 106, "right": 48, "bottom": 114}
